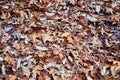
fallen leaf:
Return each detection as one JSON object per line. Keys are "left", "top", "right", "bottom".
{"left": 38, "top": 70, "right": 49, "bottom": 80}
{"left": 77, "top": 16, "right": 88, "bottom": 27}
{"left": 38, "top": 51, "right": 46, "bottom": 57}
{"left": 0, "top": 42, "right": 4, "bottom": 50}
{"left": 36, "top": 46, "right": 48, "bottom": 51}
{"left": 61, "top": 32, "right": 71, "bottom": 37}
{"left": 45, "top": 12, "right": 55, "bottom": 17}
{"left": 9, "top": 75, "right": 17, "bottom": 80}
{"left": 95, "top": 5, "right": 101, "bottom": 13}
{"left": 87, "top": 76, "right": 93, "bottom": 80}
{"left": 43, "top": 0, "right": 51, "bottom": 3}
{"left": 62, "top": 57, "right": 67, "bottom": 64}
{"left": 19, "top": 75, "right": 28, "bottom": 80}
{"left": 42, "top": 34, "right": 53, "bottom": 43}
{"left": 67, "top": 36, "right": 74, "bottom": 44}
{"left": 87, "top": 15, "right": 97, "bottom": 22}
{"left": 13, "top": 41, "right": 20, "bottom": 49}
{"left": 1, "top": 65, "right": 6, "bottom": 74}
{"left": 101, "top": 66, "right": 106, "bottom": 76}
{"left": 4, "top": 54, "right": 12, "bottom": 63}
{"left": 22, "top": 66, "right": 30, "bottom": 77}
{"left": 28, "top": 32, "right": 37, "bottom": 44}
{"left": 68, "top": 56, "right": 73, "bottom": 62}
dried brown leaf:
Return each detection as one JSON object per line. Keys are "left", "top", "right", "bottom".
{"left": 61, "top": 32, "right": 71, "bottom": 38}
{"left": 42, "top": 34, "right": 53, "bottom": 43}
{"left": 38, "top": 51, "right": 46, "bottom": 57}
{"left": 4, "top": 55, "right": 12, "bottom": 63}
{"left": 13, "top": 41, "right": 20, "bottom": 49}
{"left": 9, "top": 75, "right": 17, "bottom": 80}
{"left": 77, "top": 16, "right": 88, "bottom": 27}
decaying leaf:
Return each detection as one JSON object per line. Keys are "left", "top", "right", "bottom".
{"left": 77, "top": 16, "right": 88, "bottom": 27}
{"left": 42, "top": 34, "right": 53, "bottom": 43}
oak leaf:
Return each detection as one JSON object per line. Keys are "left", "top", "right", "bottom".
{"left": 43, "top": 0, "right": 50, "bottom": 3}
{"left": 4, "top": 55, "right": 12, "bottom": 63}
{"left": 61, "top": 32, "right": 71, "bottom": 38}
{"left": 42, "top": 34, "right": 53, "bottom": 43}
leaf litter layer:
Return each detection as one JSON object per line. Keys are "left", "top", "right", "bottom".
{"left": 0, "top": 0, "right": 120, "bottom": 80}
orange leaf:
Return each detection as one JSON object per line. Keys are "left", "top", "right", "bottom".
{"left": 43, "top": 0, "right": 50, "bottom": 3}
{"left": 61, "top": 32, "right": 71, "bottom": 38}
{"left": 4, "top": 55, "right": 12, "bottom": 63}
{"left": 9, "top": 75, "right": 17, "bottom": 80}
{"left": 38, "top": 51, "right": 46, "bottom": 57}
{"left": 67, "top": 36, "right": 74, "bottom": 44}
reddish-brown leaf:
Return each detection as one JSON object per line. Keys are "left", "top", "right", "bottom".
{"left": 77, "top": 16, "right": 88, "bottom": 27}
{"left": 43, "top": 0, "right": 51, "bottom": 3}
{"left": 0, "top": 42, "right": 4, "bottom": 49}
{"left": 37, "top": 70, "right": 49, "bottom": 80}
